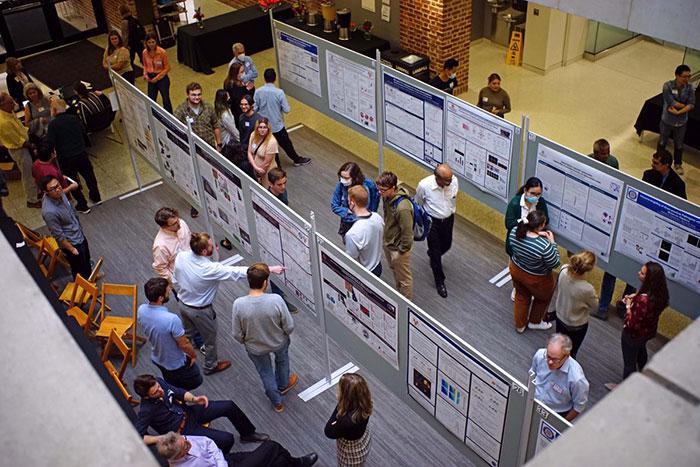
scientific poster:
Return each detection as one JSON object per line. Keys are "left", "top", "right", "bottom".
{"left": 408, "top": 311, "right": 509, "bottom": 467}
{"left": 326, "top": 50, "right": 376, "bottom": 132}
{"left": 151, "top": 107, "right": 199, "bottom": 203}
{"left": 383, "top": 73, "right": 444, "bottom": 167}
{"left": 445, "top": 97, "right": 515, "bottom": 199}
{"left": 535, "top": 143, "right": 624, "bottom": 260}
{"left": 277, "top": 31, "right": 322, "bottom": 97}
{"left": 534, "top": 419, "right": 560, "bottom": 455}
{"left": 195, "top": 144, "right": 252, "bottom": 254}
{"left": 250, "top": 190, "right": 314, "bottom": 307}
{"left": 320, "top": 246, "right": 398, "bottom": 368}
{"left": 113, "top": 78, "right": 159, "bottom": 169}
{"left": 614, "top": 186, "right": 700, "bottom": 294}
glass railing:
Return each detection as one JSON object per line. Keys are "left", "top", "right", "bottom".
{"left": 585, "top": 20, "right": 638, "bottom": 55}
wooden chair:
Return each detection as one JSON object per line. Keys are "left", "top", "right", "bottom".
{"left": 101, "top": 329, "right": 139, "bottom": 405}
{"left": 15, "top": 222, "right": 70, "bottom": 270}
{"left": 36, "top": 238, "right": 61, "bottom": 282}
{"left": 65, "top": 274, "right": 100, "bottom": 334}
{"left": 59, "top": 256, "right": 104, "bottom": 305}
{"left": 95, "top": 283, "right": 140, "bottom": 367}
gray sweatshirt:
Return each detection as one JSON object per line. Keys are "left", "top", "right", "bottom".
{"left": 232, "top": 293, "right": 294, "bottom": 355}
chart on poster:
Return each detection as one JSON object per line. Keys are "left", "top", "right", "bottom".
{"left": 535, "top": 143, "right": 624, "bottom": 260}
{"left": 151, "top": 107, "right": 199, "bottom": 203}
{"left": 196, "top": 144, "right": 252, "bottom": 254}
{"left": 383, "top": 73, "right": 444, "bottom": 167}
{"left": 251, "top": 190, "right": 314, "bottom": 307}
{"left": 614, "top": 186, "right": 700, "bottom": 294}
{"left": 326, "top": 50, "right": 376, "bottom": 132}
{"left": 113, "top": 79, "right": 159, "bottom": 169}
{"left": 277, "top": 31, "right": 322, "bottom": 97}
{"left": 320, "top": 246, "right": 398, "bottom": 368}
{"left": 408, "top": 311, "right": 509, "bottom": 467}
{"left": 445, "top": 97, "right": 515, "bottom": 199}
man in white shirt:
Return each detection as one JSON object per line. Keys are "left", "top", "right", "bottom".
{"left": 415, "top": 163, "right": 458, "bottom": 298}
{"left": 344, "top": 185, "right": 384, "bottom": 277}
{"left": 174, "top": 232, "right": 283, "bottom": 375}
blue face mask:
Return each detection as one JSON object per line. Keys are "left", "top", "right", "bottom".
{"left": 526, "top": 195, "right": 539, "bottom": 204}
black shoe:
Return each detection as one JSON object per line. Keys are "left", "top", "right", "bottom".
{"left": 240, "top": 432, "right": 270, "bottom": 443}
{"left": 591, "top": 311, "right": 608, "bottom": 321}
{"left": 294, "top": 157, "right": 311, "bottom": 167}
{"left": 191, "top": 207, "right": 199, "bottom": 218}
{"left": 298, "top": 452, "right": 318, "bottom": 466}
{"left": 436, "top": 283, "right": 447, "bottom": 298}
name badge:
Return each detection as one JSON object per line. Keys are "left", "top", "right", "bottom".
{"left": 482, "top": 97, "right": 489, "bottom": 102}
{"left": 672, "top": 89, "right": 678, "bottom": 96}
{"left": 245, "top": 122, "right": 250, "bottom": 127}
{"left": 551, "top": 383, "right": 565, "bottom": 394}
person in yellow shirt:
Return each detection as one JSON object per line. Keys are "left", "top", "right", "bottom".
{"left": 0, "top": 92, "right": 40, "bottom": 208}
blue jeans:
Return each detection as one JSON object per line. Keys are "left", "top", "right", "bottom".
{"left": 598, "top": 272, "right": 635, "bottom": 314}
{"left": 658, "top": 120, "right": 687, "bottom": 166}
{"left": 247, "top": 339, "right": 290, "bottom": 406}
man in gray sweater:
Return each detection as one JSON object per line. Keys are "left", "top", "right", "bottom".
{"left": 232, "top": 263, "right": 297, "bottom": 413}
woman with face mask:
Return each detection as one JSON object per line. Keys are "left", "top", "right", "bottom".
{"left": 331, "top": 162, "right": 380, "bottom": 241}
{"left": 477, "top": 73, "right": 511, "bottom": 118}
{"left": 429, "top": 58, "right": 459, "bottom": 95}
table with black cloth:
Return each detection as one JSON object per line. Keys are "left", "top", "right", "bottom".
{"left": 177, "top": 5, "right": 292, "bottom": 75}
{"left": 281, "top": 18, "right": 391, "bottom": 58}
{"left": 634, "top": 87, "right": 700, "bottom": 151}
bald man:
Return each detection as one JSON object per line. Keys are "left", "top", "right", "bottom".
{"left": 415, "top": 164, "right": 459, "bottom": 298}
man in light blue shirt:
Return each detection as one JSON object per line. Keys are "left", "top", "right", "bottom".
{"left": 254, "top": 68, "right": 311, "bottom": 167}
{"left": 530, "top": 333, "right": 589, "bottom": 421}
{"left": 229, "top": 42, "right": 258, "bottom": 88}
{"left": 138, "top": 277, "right": 202, "bottom": 390}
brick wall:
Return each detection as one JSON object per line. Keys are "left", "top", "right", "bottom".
{"left": 399, "top": 0, "right": 471, "bottom": 93}
{"left": 101, "top": 0, "right": 132, "bottom": 31}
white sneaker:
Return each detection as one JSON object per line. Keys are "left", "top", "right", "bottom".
{"left": 528, "top": 321, "right": 553, "bottom": 330}
{"left": 510, "top": 288, "right": 516, "bottom": 302}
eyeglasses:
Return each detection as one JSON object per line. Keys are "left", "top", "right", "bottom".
{"left": 46, "top": 184, "right": 62, "bottom": 193}
{"left": 377, "top": 186, "right": 393, "bottom": 193}
{"left": 190, "top": 93, "right": 202, "bottom": 97}
{"left": 545, "top": 350, "right": 567, "bottom": 364}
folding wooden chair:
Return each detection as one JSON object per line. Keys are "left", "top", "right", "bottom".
{"left": 95, "top": 283, "right": 140, "bottom": 367}
{"left": 101, "top": 329, "right": 139, "bottom": 405}
{"left": 59, "top": 257, "right": 104, "bottom": 305}
{"left": 65, "top": 274, "right": 100, "bottom": 334}
{"left": 15, "top": 222, "right": 70, "bottom": 270}
{"left": 36, "top": 238, "right": 62, "bottom": 284}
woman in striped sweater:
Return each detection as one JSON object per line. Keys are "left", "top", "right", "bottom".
{"left": 507, "top": 210, "right": 560, "bottom": 333}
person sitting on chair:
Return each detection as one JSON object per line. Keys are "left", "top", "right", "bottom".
{"left": 73, "top": 82, "right": 114, "bottom": 133}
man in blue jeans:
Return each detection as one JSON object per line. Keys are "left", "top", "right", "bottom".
{"left": 232, "top": 263, "right": 298, "bottom": 413}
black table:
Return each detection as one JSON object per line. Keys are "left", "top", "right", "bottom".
{"left": 177, "top": 5, "right": 292, "bottom": 75}
{"left": 634, "top": 88, "right": 700, "bottom": 151}
{"left": 281, "top": 18, "right": 391, "bottom": 58}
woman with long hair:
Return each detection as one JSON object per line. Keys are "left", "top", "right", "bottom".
{"left": 23, "top": 83, "right": 51, "bottom": 141}
{"left": 325, "top": 373, "right": 373, "bottom": 466}
{"left": 507, "top": 210, "right": 560, "bottom": 333}
{"left": 223, "top": 62, "right": 248, "bottom": 124}
{"left": 142, "top": 33, "right": 172, "bottom": 112}
{"left": 102, "top": 30, "right": 134, "bottom": 84}
{"left": 247, "top": 117, "right": 278, "bottom": 189}
{"left": 214, "top": 89, "right": 240, "bottom": 155}
{"left": 331, "top": 161, "right": 380, "bottom": 240}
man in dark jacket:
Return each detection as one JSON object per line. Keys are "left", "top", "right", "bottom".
{"left": 642, "top": 149, "right": 687, "bottom": 199}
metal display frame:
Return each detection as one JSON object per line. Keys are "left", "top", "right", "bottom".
{"left": 524, "top": 399, "right": 572, "bottom": 461}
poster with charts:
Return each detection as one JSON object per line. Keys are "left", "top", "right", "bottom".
{"left": 535, "top": 143, "right": 624, "bottom": 261}
{"left": 445, "top": 97, "right": 515, "bottom": 200}
{"left": 277, "top": 31, "right": 322, "bottom": 97}
{"left": 383, "top": 73, "right": 444, "bottom": 168}
{"left": 408, "top": 311, "right": 509, "bottom": 467}
{"left": 113, "top": 79, "right": 159, "bottom": 169}
{"left": 151, "top": 107, "right": 199, "bottom": 204}
{"left": 320, "top": 246, "right": 398, "bottom": 369}
{"left": 614, "top": 186, "right": 700, "bottom": 294}
{"left": 326, "top": 50, "right": 376, "bottom": 132}
{"left": 195, "top": 144, "right": 252, "bottom": 254}
{"left": 250, "top": 190, "right": 314, "bottom": 308}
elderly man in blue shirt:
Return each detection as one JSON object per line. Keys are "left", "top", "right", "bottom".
{"left": 530, "top": 333, "right": 590, "bottom": 422}
{"left": 229, "top": 43, "right": 257, "bottom": 93}
{"left": 658, "top": 64, "right": 695, "bottom": 175}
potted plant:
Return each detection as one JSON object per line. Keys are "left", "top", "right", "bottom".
{"left": 361, "top": 19, "right": 373, "bottom": 40}
{"left": 258, "top": 0, "right": 281, "bottom": 13}
{"left": 290, "top": 0, "right": 306, "bottom": 22}
{"left": 193, "top": 7, "right": 205, "bottom": 29}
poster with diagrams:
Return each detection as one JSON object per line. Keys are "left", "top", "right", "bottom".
{"left": 151, "top": 107, "right": 199, "bottom": 203}
{"left": 614, "top": 186, "right": 700, "bottom": 294}
{"left": 383, "top": 73, "right": 444, "bottom": 167}
{"left": 113, "top": 79, "right": 158, "bottom": 169}
{"left": 320, "top": 246, "right": 398, "bottom": 369}
{"left": 250, "top": 190, "right": 314, "bottom": 307}
{"left": 408, "top": 311, "right": 509, "bottom": 467}
{"left": 445, "top": 97, "right": 515, "bottom": 199}
{"left": 326, "top": 50, "right": 376, "bottom": 132}
{"left": 277, "top": 31, "right": 322, "bottom": 97}
{"left": 535, "top": 143, "right": 624, "bottom": 260}
{"left": 195, "top": 144, "right": 252, "bottom": 254}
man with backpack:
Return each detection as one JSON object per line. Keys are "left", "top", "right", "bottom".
{"left": 376, "top": 171, "right": 415, "bottom": 299}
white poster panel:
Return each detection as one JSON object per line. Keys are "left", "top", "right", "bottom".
{"left": 326, "top": 50, "right": 376, "bottom": 132}
{"left": 112, "top": 79, "right": 158, "bottom": 168}
{"left": 320, "top": 245, "right": 398, "bottom": 368}
{"left": 151, "top": 107, "right": 199, "bottom": 203}
{"left": 195, "top": 144, "right": 252, "bottom": 254}
{"left": 534, "top": 418, "right": 561, "bottom": 455}
{"left": 277, "top": 31, "right": 322, "bottom": 97}
{"left": 535, "top": 143, "right": 624, "bottom": 261}
{"left": 445, "top": 97, "right": 515, "bottom": 200}
{"left": 250, "top": 190, "right": 314, "bottom": 307}
{"left": 383, "top": 73, "right": 444, "bottom": 167}
{"left": 614, "top": 186, "right": 700, "bottom": 294}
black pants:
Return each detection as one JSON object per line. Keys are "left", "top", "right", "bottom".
{"left": 129, "top": 45, "right": 143, "bottom": 68}
{"left": 147, "top": 75, "right": 173, "bottom": 113}
{"left": 621, "top": 329, "right": 652, "bottom": 379}
{"left": 555, "top": 318, "right": 588, "bottom": 359}
{"left": 427, "top": 214, "right": 454, "bottom": 285}
{"left": 121, "top": 70, "right": 135, "bottom": 85}
{"left": 273, "top": 127, "right": 302, "bottom": 163}
{"left": 371, "top": 262, "right": 382, "bottom": 278}
{"left": 59, "top": 153, "right": 101, "bottom": 210}
{"left": 63, "top": 238, "right": 92, "bottom": 279}
{"left": 155, "top": 357, "right": 202, "bottom": 391}
{"left": 228, "top": 440, "right": 302, "bottom": 466}
{"left": 184, "top": 400, "right": 256, "bottom": 454}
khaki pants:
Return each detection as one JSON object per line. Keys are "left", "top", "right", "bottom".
{"left": 509, "top": 261, "right": 555, "bottom": 329}
{"left": 8, "top": 147, "right": 39, "bottom": 203}
{"left": 384, "top": 246, "right": 413, "bottom": 300}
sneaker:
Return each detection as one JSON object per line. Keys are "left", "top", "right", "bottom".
{"left": 674, "top": 164, "right": 684, "bottom": 175}
{"left": 293, "top": 157, "right": 311, "bottom": 167}
{"left": 26, "top": 200, "right": 42, "bottom": 209}
{"left": 516, "top": 326, "right": 526, "bottom": 334}
{"left": 510, "top": 288, "right": 516, "bottom": 302}
{"left": 204, "top": 360, "right": 231, "bottom": 375}
{"left": 90, "top": 199, "right": 103, "bottom": 206}
{"left": 286, "top": 302, "right": 299, "bottom": 314}
{"left": 76, "top": 207, "right": 92, "bottom": 214}
{"left": 299, "top": 453, "right": 318, "bottom": 466}
{"left": 528, "top": 321, "right": 553, "bottom": 330}
{"left": 273, "top": 403, "right": 285, "bottom": 413}
{"left": 280, "top": 373, "right": 299, "bottom": 395}
{"left": 199, "top": 344, "right": 207, "bottom": 355}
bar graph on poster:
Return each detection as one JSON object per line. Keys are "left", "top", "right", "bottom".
{"left": 326, "top": 50, "right": 376, "bottom": 132}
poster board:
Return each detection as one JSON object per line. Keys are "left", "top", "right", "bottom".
{"left": 276, "top": 30, "right": 322, "bottom": 97}
{"left": 326, "top": 50, "right": 377, "bottom": 132}
{"left": 525, "top": 401, "right": 570, "bottom": 461}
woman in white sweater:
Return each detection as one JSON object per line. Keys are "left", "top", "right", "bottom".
{"left": 549, "top": 251, "right": 598, "bottom": 358}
